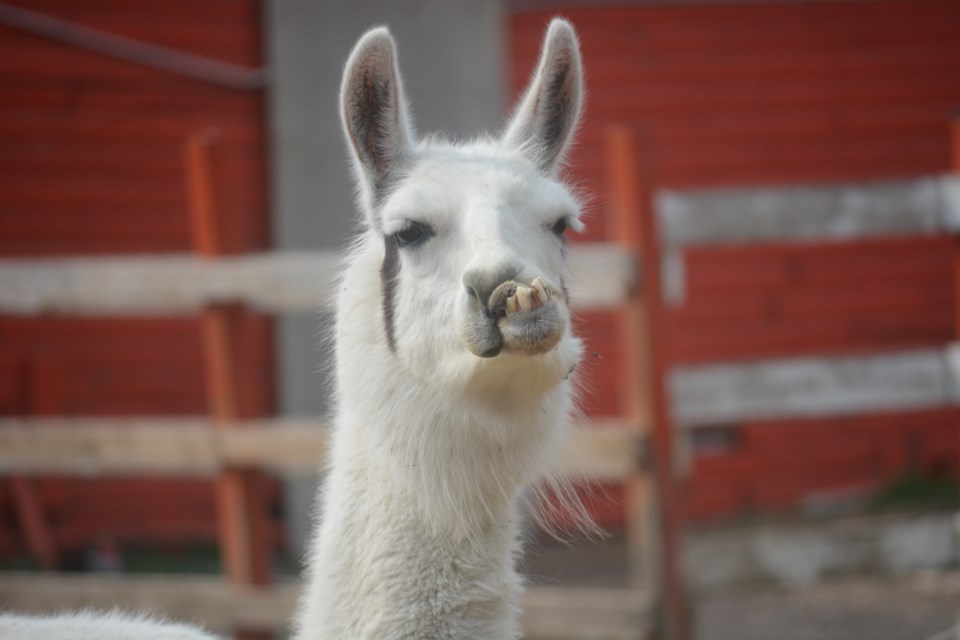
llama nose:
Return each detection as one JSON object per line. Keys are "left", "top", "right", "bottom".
{"left": 463, "top": 264, "right": 520, "bottom": 317}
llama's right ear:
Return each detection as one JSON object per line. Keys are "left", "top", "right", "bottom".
{"left": 502, "top": 19, "right": 583, "bottom": 176}
{"left": 340, "top": 27, "right": 415, "bottom": 229}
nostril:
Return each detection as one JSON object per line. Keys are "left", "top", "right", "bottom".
{"left": 463, "top": 263, "right": 521, "bottom": 311}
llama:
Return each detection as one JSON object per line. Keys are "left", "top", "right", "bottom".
{"left": 0, "top": 17, "right": 585, "bottom": 640}
{"left": 293, "top": 16, "right": 585, "bottom": 639}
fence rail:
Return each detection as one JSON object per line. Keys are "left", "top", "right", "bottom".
{"left": 0, "top": 245, "right": 635, "bottom": 315}
{"left": 0, "top": 127, "right": 661, "bottom": 638}
{"left": 0, "top": 573, "right": 651, "bottom": 640}
{"left": 0, "top": 418, "right": 644, "bottom": 480}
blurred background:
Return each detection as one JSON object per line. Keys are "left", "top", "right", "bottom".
{"left": 1, "top": 1, "right": 959, "bottom": 639}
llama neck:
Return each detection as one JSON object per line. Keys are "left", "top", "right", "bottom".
{"left": 295, "top": 430, "right": 523, "bottom": 640}
{"left": 293, "top": 241, "right": 579, "bottom": 639}
{"left": 294, "top": 372, "right": 572, "bottom": 640}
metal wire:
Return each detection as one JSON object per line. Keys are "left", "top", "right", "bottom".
{"left": 0, "top": 2, "right": 267, "bottom": 90}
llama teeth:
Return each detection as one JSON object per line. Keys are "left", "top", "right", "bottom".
{"left": 530, "top": 290, "right": 542, "bottom": 310}
{"left": 532, "top": 277, "right": 549, "bottom": 302}
{"left": 506, "top": 295, "right": 518, "bottom": 315}
{"left": 529, "top": 285, "right": 543, "bottom": 310}
{"left": 516, "top": 286, "right": 533, "bottom": 312}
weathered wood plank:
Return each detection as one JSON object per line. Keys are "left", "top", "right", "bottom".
{"left": 0, "top": 418, "right": 327, "bottom": 475}
{"left": 566, "top": 244, "right": 637, "bottom": 310}
{"left": 0, "top": 252, "right": 341, "bottom": 315}
{"left": 0, "top": 574, "right": 296, "bottom": 633}
{"left": 524, "top": 585, "right": 653, "bottom": 640}
{"left": 0, "top": 245, "right": 634, "bottom": 315}
{"left": 556, "top": 419, "right": 645, "bottom": 482}
{"left": 657, "top": 176, "right": 950, "bottom": 248}
{"left": 0, "top": 418, "right": 644, "bottom": 481}
{"left": 0, "top": 574, "right": 652, "bottom": 640}
{"left": 670, "top": 347, "right": 959, "bottom": 427}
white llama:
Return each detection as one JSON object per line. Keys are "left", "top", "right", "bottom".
{"left": 0, "top": 17, "right": 586, "bottom": 640}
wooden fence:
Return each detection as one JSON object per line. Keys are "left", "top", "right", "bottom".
{"left": 16, "top": 118, "right": 960, "bottom": 637}
{"left": 0, "top": 127, "right": 683, "bottom": 639}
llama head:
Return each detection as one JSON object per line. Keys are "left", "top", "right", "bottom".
{"left": 339, "top": 19, "right": 584, "bottom": 396}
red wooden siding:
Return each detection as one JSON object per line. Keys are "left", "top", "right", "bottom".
{"left": 576, "top": 407, "right": 960, "bottom": 525}
{"left": 0, "top": 0, "right": 266, "bottom": 256}
{"left": 511, "top": 0, "right": 960, "bottom": 395}
{"left": 0, "top": 1, "right": 274, "bottom": 558}
{"left": 666, "top": 234, "right": 956, "bottom": 364}
{"left": 511, "top": 1, "right": 960, "bottom": 522}
{"left": 685, "top": 408, "right": 960, "bottom": 521}
{"left": 571, "top": 311, "right": 623, "bottom": 417}
{"left": 0, "top": 478, "right": 285, "bottom": 556}
{"left": 0, "top": 317, "right": 273, "bottom": 417}
{"left": 511, "top": 1, "right": 960, "bottom": 242}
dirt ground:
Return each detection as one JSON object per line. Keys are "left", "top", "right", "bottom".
{"left": 696, "top": 577, "right": 958, "bottom": 640}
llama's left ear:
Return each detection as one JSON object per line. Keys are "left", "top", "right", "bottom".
{"left": 340, "top": 27, "right": 415, "bottom": 229}
{"left": 502, "top": 18, "right": 583, "bottom": 176}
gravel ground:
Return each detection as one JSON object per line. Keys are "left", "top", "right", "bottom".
{"left": 696, "top": 577, "right": 958, "bottom": 640}
{"left": 524, "top": 535, "right": 959, "bottom": 640}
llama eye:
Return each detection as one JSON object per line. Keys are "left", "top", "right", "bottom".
{"left": 393, "top": 221, "right": 431, "bottom": 248}
{"left": 551, "top": 218, "right": 568, "bottom": 237}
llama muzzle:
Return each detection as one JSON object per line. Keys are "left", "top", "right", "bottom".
{"left": 483, "top": 277, "right": 566, "bottom": 357}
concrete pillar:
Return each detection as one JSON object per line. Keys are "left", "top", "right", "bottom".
{"left": 264, "top": 0, "right": 505, "bottom": 558}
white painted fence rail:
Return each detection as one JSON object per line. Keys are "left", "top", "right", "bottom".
{"left": 669, "top": 347, "right": 960, "bottom": 428}
{"left": 0, "top": 418, "right": 643, "bottom": 481}
{"left": 0, "top": 245, "right": 635, "bottom": 315}
{"left": 0, "top": 574, "right": 651, "bottom": 640}
{"left": 6, "top": 247, "right": 958, "bottom": 428}
{"left": 657, "top": 176, "right": 960, "bottom": 249}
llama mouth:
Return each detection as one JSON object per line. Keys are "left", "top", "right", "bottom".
{"left": 460, "top": 277, "right": 566, "bottom": 358}
{"left": 488, "top": 277, "right": 566, "bottom": 356}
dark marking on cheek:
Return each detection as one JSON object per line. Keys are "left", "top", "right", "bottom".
{"left": 560, "top": 275, "right": 570, "bottom": 304}
{"left": 381, "top": 237, "right": 401, "bottom": 353}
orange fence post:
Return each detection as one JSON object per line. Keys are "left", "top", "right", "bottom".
{"left": 605, "top": 124, "right": 691, "bottom": 640}
{"left": 10, "top": 477, "right": 58, "bottom": 570}
{"left": 184, "top": 129, "right": 271, "bottom": 640}
{"left": 10, "top": 360, "right": 62, "bottom": 570}
{"left": 951, "top": 117, "right": 960, "bottom": 500}
{"left": 952, "top": 116, "right": 960, "bottom": 338}
{"left": 606, "top": 125, "right": 654, "bottom": 594}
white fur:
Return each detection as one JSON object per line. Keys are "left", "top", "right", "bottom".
{"left": 0, "top": 18, "right": 585, "bottom": 640}
{"left": 0, "top": 610, "right": 216, "bottom": 640}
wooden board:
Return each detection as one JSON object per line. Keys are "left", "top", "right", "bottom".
{"left": 0, "top": 418, "right": 644, "bottom": 481}
{"left": 0, "top": 252, "right": 341, "bottom": 315}
{"left": 670, "top": 347, "right": 958, "bottom": 428}
{"left": 0, "top": 573, "right": 652, "bottom": 640}
{"left": 0, "top": 245, "right": 634, "bottom": 315}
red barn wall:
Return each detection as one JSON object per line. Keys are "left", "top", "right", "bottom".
{"left": 667, "top": 234, "right": 956, "bottom": 365}
{"left": 0, "top": 1, "right": 275, "bottom": 557}
{"left": 509, "top": 1, "right": 960, "bottom": 522}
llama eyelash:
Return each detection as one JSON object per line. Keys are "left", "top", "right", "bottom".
{"left": 391, "top": 220, "right": 434, "bottom": 248}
